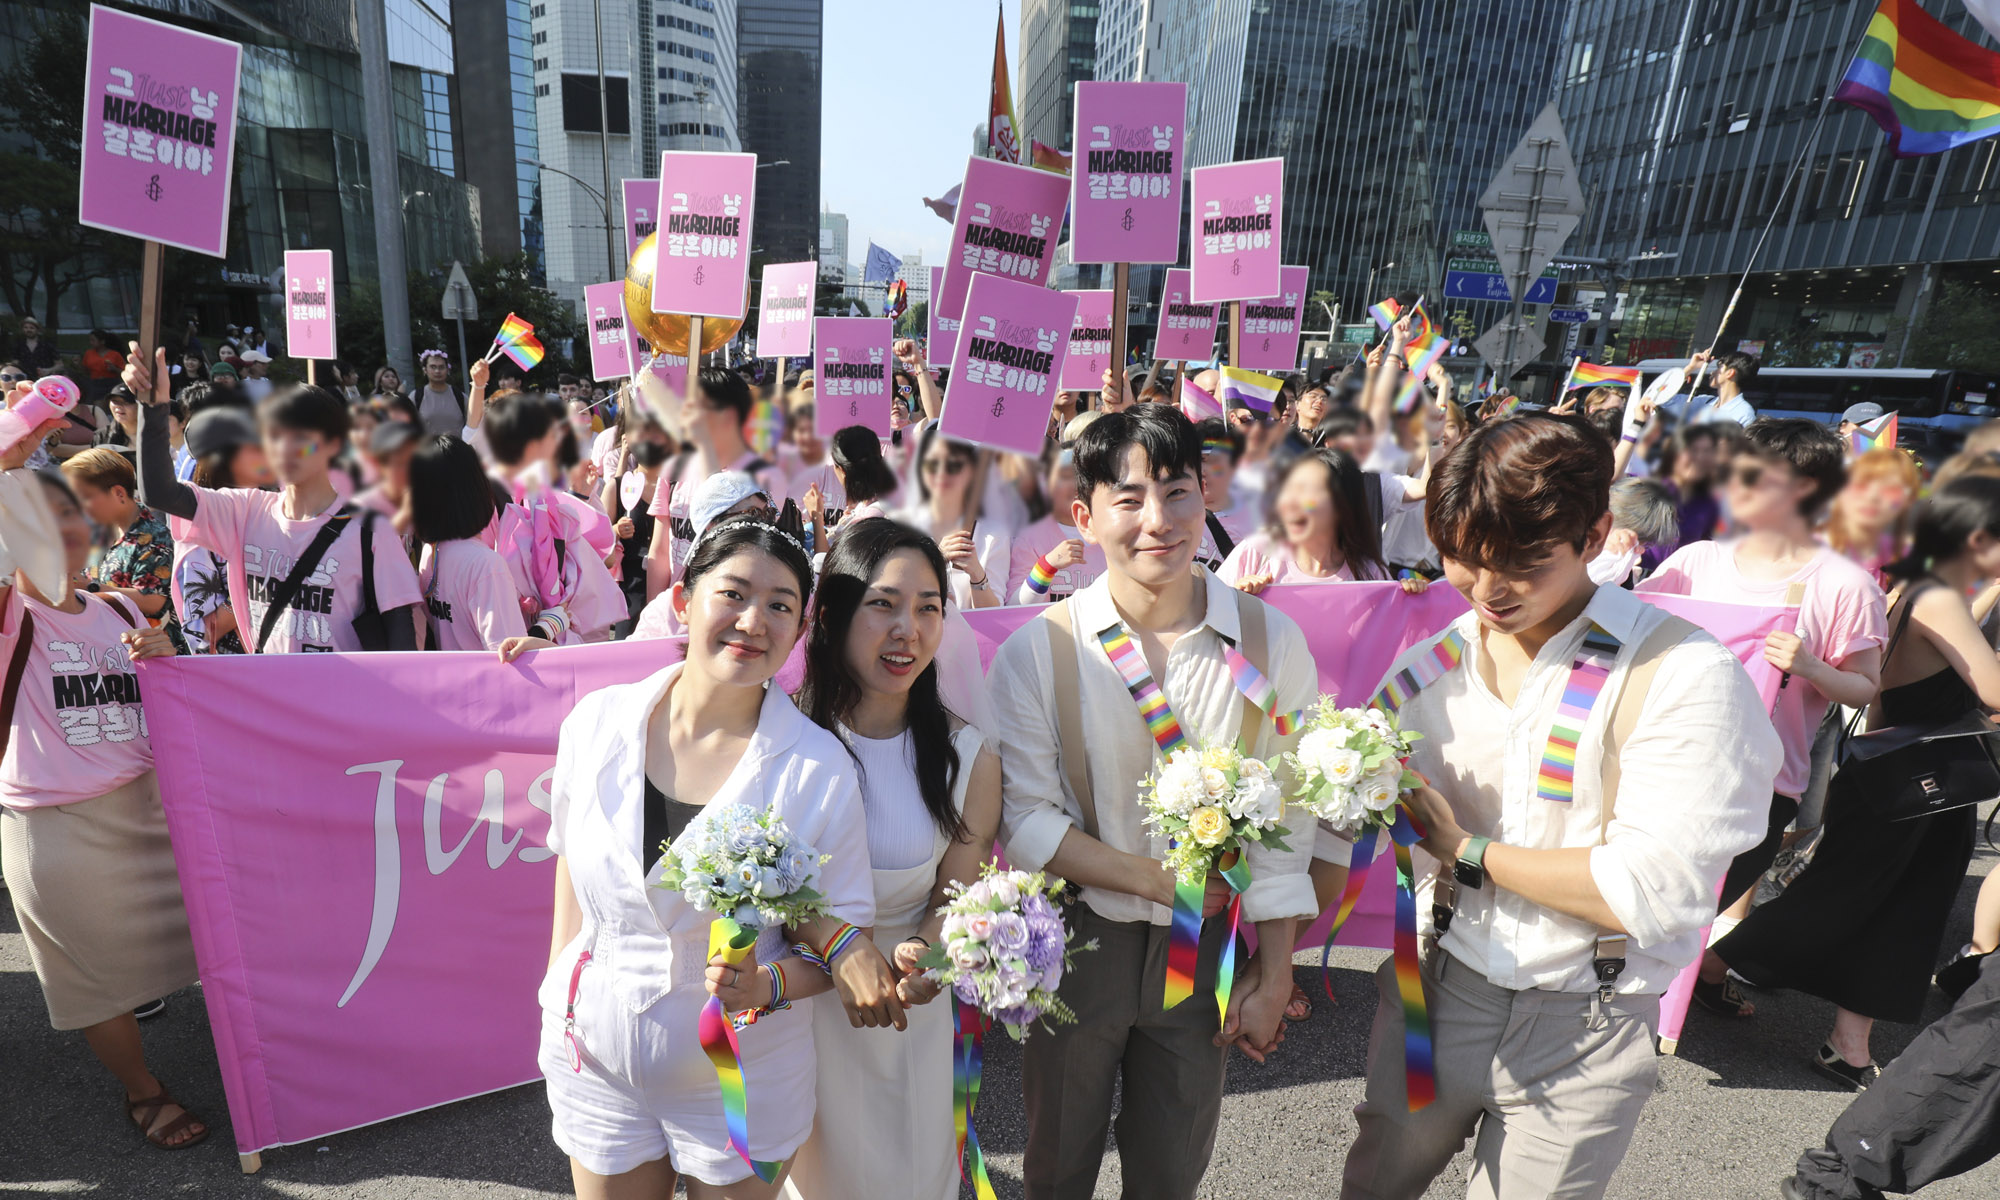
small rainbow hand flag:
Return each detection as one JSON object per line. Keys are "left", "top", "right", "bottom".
{"left": 1850, "top": 411, "right": 1898, "bottom": 454}
{"left": 1368, "top": 297, "right": 1402, "bottom": 331}
{"left": 1565, "top": 361, "right": 1642, "bottom": 390}
{"left": 1394, "top": 334, "right": 1451, "bottom": 414}
{"left": 485, "top": 312, "right": 544, "bottom": 368}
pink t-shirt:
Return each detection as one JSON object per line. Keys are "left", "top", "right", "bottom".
{"left": 1, "top": 589, "right": 152, "bottom": 809}
{"left": 1005, "top": 515, "right": 1106, "bottom": 604}
{"left": 1195, "top": 498, "right": 1258, "bottom": 573}
{"left": 1217, "top": 531, "right": 1373, "bottom": 587}
{"left": 420, "top": 539, "right": 528, "bottom": 651}
{"left": 169, "top": 488, "right": 424, "bottom": 654}
{"left": 1638, "top": 538, "right": 1887, "bottom": 797}
{"left": 647, "top": 450, "right": 790, "bottom": 575}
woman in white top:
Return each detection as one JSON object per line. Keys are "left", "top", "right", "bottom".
{"left": 893, "top": 425, "right": 1007, "bottom": 609}
{"left": 754, "top": 518, "right": 1002, "bottom": 1200}
{"left": 538, "top": 518, "right": 876, "bottom": 1198}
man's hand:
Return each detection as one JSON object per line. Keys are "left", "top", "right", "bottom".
{"left": 891, "top": 939, "right": 942, "bottom": 1006}
{"left": 122, "top": 344, "right": 171, "bottom": 406}
{"left": 1217, "top": 967, "right": 1288, "bottom": 1062}
{"left": 1403, "top": 784, "right": 1469, "bottom": 866}
{"left": 831, "top": 938, "right": 907, "bottom": 1030}
{"left": 1100, "top": 366, "right": 1129, "bottom": 410}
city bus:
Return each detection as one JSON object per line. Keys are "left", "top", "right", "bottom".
{"left": 1634, "top": 359, "right": 2000, "bottom": 455}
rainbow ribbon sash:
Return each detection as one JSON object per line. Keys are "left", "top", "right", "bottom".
{"left": 952, "top": 1000, "right": 999, "bottom": 1200}
{"left": 697, "top": 917, "right": 783, "bottom": 1183}
{"left": 1098, "top": 626, "right": 1187, "bottom": 754}
{"left": 1212, "top": 851, "right": 1254, "bottom": 1026}
{"left": 1536, "top": 625, "right": 1621, "bottom": 802}
{"left": 1224, "top": 644, "right": 1301, "bottom": 734}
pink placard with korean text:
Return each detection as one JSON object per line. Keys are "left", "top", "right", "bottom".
{"left": 622, "top": 178, "right": 656, "bottom": 258}
{"left": 651, "top": 152, "right": 756, "bottom": 319}
{"left": 1153, "top": 268, "right": 1218, "bottom": 362}
{"left": 937, "top": 157, "right": 1069, "bottom": 323}
{"left": 78, "top": 4, "right": 243, "bottom": 257}
{"left": 927, "top": 265, "right": 958, "bottom": 364}
{"left": 583, "top": 281, "right": 635, "bottom": 381}
{"left": 1237, "top": 265, "right": 1310, "bottom": 372}
{"left": 813, "top": 317, "right": 895, "bottom": 439}
{"left": 1060, "top": 290, "right": 1114, "bottom": 391}
{"left": 283, "top": 250, "right": 336, "bottom": 360}
{"left": 941, "top": 273, "right": 1078, "bottom": 458}
{"left": 1070, "top": 81, "right": 1186, "bottom": 265}
{"left": 756, "top": 262, "right": 817, "bottom": 359}
{"left": 1189, "top": 158, "right": 1284, "bottom": 304}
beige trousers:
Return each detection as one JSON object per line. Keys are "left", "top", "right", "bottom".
{"left": 1340, "top": 950, "right": 1661, "bottom": 1200}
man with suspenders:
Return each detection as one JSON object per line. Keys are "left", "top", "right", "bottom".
{"left": 1339, "top": 414, "right": 1781, "bottom": 1200}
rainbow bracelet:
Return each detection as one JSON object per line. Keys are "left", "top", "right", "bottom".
{"left": 729, "top": 961, "right": 792, "bottom": 1030}
{"left": 1026, "top": 554, "right": 1059, "bottom": 595}
{"left": 790, "top": 922, "right": 864, "bottom": 974}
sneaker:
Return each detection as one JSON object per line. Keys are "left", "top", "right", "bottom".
{"left": 1810, "top": 1042, "right": 1879, "bottom": 1092}
{"left": 133, "top": 998, "right": 168, "bottom": 1021}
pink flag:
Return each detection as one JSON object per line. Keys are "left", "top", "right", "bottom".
{"left": 1236, "top": 265, "right": 1309, "bottom": 373}
{"left": 937, "top": 157, "right": 1070, "bottom": 323}
{"left": 927, "top": 265, "right": 958, "bottom": 363}
{"left": 1189, "top": 158, "right": 1284, "bottom": 304}
{"left": 283, "top": 250, "right": 336, "bottom": 360}
{"left": 1060, "top": 289, "right": 1115, "bottom": 391}
{"left": 621, "top": 178, "right": 656, "bottom": 258}
{"left": 941, "top": 272, "right": 1079, "bottom": 457}
{"left": 813, "top": 317, "right": 896, "bottom": 438}
{"left": 1180, "top": 379, "right": 1224, "bottom": 423}
{"left": 755, "top": 261, "right": 818, "bottom": 359}
{"left": 651, "top": 151, "right": 756, "bottom": 319}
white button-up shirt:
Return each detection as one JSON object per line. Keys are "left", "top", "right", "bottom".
{"left": 990, "top": 568, "right": 1318, "bottom": 926}
{"left": 1391, "top": 584, "right": 1780, "bottom": 994}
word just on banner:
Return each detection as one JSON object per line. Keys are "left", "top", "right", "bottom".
{"left": 963, "top": 203, "right": 1052, "bottom": 280}
{"left": 100, "top": 68, "right": 220, "bottom": 176}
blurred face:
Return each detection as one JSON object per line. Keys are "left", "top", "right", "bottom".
{"left": 1969, "top": 529, "right": 2000, "bottom": 579}
{"left": 70, "top": 478, "right": 134, "bottom": 528}
{"left": 245, "top": 359, "right": 268, "bottom": 378}
{"left": 1842, "top": 473, "right": 1913, "bottom": 534}
{"left": 42, "top": 479, "right": 91, "bottom": 572}
{"left": 424, "top": 357, "right": 449, "bottom": 384}
{"left": 379, "top": 368, "right": 402, "bottom": 392}
{"left": 1724, "top": 453, "right": 1813, "bottom": 529}
{"left": 1441, "top": 513, "right": 1611, "bottom": 639}
{"left": 1586, "top": 391, "right": 1625, "bottom": 416}
{"left": 1674, "top": 433, "right": 1718, "bottom": 488}
{"left": 20, "top": 320, "right": 40, "bottom": 340}
{"left": 229, "top": 443, "right": 276, "bottom": 488}
{"left": 567, "top": 398, "right": 593, "bottom": 436}
{"left": 351, "top": 407, "right": 379, "bottom": 441}
{"left": 671, "top": 549, "right": 805, "bottom": 686}
{"left": 218, "top": 344, "right": 238, "bottom": 364}
{"left": 1275, "top": 457, "right": 1338, "bottom": 553}
{"left": 1047, "top": 460, "right": 1079, "bottom": 523}
{"left": 384, "top": 443, "right": 418, "bottom": 494}
{"left": 265, "top": 424, "right": 336, "bottom": 486}
{"left": 181, "top": 354, "right": 203, "bottom": 374}
{"left": 1075, "top": 445, "right": 1205, "bottom": 588}
{"left": 790, "top": 415, "right": 824, "bottom": 463}
{"left": 844, "top": 548, "right": 946, "bottom": 699}
{"left": 1296, "top": 387, "right": 1331, "bottom": 430}
{"left": 1200, "top": 447, "right": 1235, "bottom": 510}
{"left": 1327, "top": 425, "right": 1373, "bottom": 462}
{"left": 684, "top": 387, "right": 743, "bottom": 445}
{"left": 920, "top": 439, "right": 974, "bottom": 506}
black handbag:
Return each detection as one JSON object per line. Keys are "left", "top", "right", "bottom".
{"left": 1829, "top": 583, "right": 2000, "bottom": 823}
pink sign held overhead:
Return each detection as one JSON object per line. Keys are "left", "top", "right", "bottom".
{"left": 282, "top": 250, "right": 336, "bottom": 360}
{"left": 1189, "top": 158, "right": 1284, "bottom": 304}
{"left": 813, "top": 317, "right": 896, "bottom": 439}
{"left": 1070, "top": 81, "right": 1187, "bottom": 265}
{"left": 651, "top": 152, "right": 756, "bottom": 319}
{"left": 1237, "top": 265, "right": 1310, "bottom": 372}
{"left": 1153, "top": 268, "right": 1219, "bottom": 362}
{"left": 942, "top": 273, "right": 1078, "bottom": 458}
{"left": 756, "top": 262, "right": 817, "bottom": 359}
{"left": 621, "top": 178, "right": 656, "bottom": 257}
{"left": 1061, "top": 290, "right": 1114, "bottom": 391}
{"left": 582, "top": 281, "right": 635, "bottom": 381}
{"left": 927, "top": 265, "right": 958, "bottom": 364}
{"left": 78, "top": 4, "right": 243, "bottom": 257}
{"left": 937, "top": 157, "right": 1069, "bottom": 323}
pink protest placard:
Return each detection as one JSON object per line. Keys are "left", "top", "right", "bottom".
{"left": 756, "top": 261, "right": 817, "bottom": 358}
{"left": 652, "top": 151, "right": 756, "bottom": 319}
{"left": 621, "top": 178, "right": 656, "bottom": 257}
{"left": 1237, "top": 265, "right": 1310, "bottom": 372}
{"left": 78, "top": 5, "right": 243, "bottom": 257}
{"left": 282, "top": 249, "right": 336, "bottom": 360}
{"left": 941, "top": 272, "right": 1078, "bottom": 458}
{"left": 927, "top": 265, "right": 958, "bottom": 363}
{"left": 1189, "top": 158, "right": 1284, "bottom": 304}
{"left": 813, "top": 317, "right": 895, "bottom": 439}
{"left": 1070, "top": 81, "right": 1187, "bottom": 265}
{"left": 1153, "top": 268, "right": 1219, "bottom": 362}
{"left": 937, "top": 157, "right": 1070, "bottom": 323}
{"left": 1060, "top": 289, "right": 1114, "bottom": 391}
{"left": 583, "top": 281, "right": 635, "bottom": 381}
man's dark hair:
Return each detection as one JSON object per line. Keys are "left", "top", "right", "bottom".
{"left": 1427, "top": 413, "right": 1613, "bottom": 572}
{"left": 167, "top": 395, "right": 189, "bottom": 425}
{"left": 1717, "top": 351, "right": 1760, "bottom": 391}
{"left": 699, "top": 365, "right": 754, "bottom": 423}
{"left": 1742, "top": 416, "right": 1847, "bottom": 515}
{"left": 178, "top": 382, "right": 217, "bottom": 415}
{"left": 557, "top": 372, "right": 582, "bottom": 388}
{"left": 408, "top": 435, "right": 498, "bottom": 544}
{"left": 1314, "top": 408, "right": 1373, "bottom": 443}
{"left": 1585, "top": 406, "right": 1622, "bottom": 445}
{"left": 483, "top": 389, "right": 557, "bottom": 465}
{"left": 1074, "top": 403, "right": 1202, "bottom": 507}
{"left": 1192, "top": 416, "right": 1245, "bottom": 464}
{"left": 258, "top": 384, "right": 350, "bottom": 447}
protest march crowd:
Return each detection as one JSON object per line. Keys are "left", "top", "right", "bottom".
{"left": 5, "top": 300, "right": 2000, "bottom": 1200}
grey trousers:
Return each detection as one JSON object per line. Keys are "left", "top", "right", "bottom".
{"left": 1340, "top": 950, "right": 1661, "bottom": 1200}
{"left": 1021, "top": 902, "right": 1229, "bottom": 1200}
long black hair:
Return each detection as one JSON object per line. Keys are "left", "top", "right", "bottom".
{"left": 831, "top": 424, "right": 896, "bottom": 504}
{"left": 797, "top": 517, "right": 965, "bottom": 840}
{"left": 1267, "top": 447, "right": 1389, "bottom": 581}
{"left": 1884, "top": 475, "right": 2000, "bottom": 582}
{"left": 408, "top": 435, "right": 497, "bottom": 545}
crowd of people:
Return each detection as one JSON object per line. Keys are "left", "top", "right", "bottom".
{"left": 3, "top": 296, "right": 1999, "bottom": 1200}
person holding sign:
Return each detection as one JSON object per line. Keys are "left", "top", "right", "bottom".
{"left": 989, "top": 405, "right": 1315, "bottom": 1200}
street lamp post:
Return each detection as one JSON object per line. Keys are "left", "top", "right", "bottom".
{"left": 590, "top": 0, "right": 619, "bottom": 281}
{"left": 519, "top": 158, "right": 615, "bottom": 279}
{"left": 1364, "top": 260, "right": 1396, "bottom": 311}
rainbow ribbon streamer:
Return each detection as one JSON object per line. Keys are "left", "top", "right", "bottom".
{"left": 1165, "top": 871, "right": 1205, "bottom": 1010}
{"left": 697, "top": 918, "right": 782, "bottom": 1183}
{"left": 1224, "top": 643, "right": 1302, "bottom": 735}
{"left": 1318, "top": 823, "right": 1381, "bottom": 1001}
{"left": 1536, "top": 624, "right": 1621, "bottom": 802}
{"left": 1098, "top": 626, "right": 1187, "bottom": 754}
{"left": 1026, "top": 554, "right": 1058, "bottom": 595}
{"left": 1211, "top": 851, "right": 1254, "bottom": 1026}
{"left": 952, "top": 1001, "right": 999, "bottom": 1200}
{"left": 1389, "top": 811, "right": 1436, "bottom": 1110}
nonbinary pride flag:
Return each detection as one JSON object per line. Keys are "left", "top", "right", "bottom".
{"left": 1850, "top": 410, "right": 1899, "bottom": 454}
{"left": 1218, "top": 366, "right": 1282, "bottom": 412}
{"left": 1837, "top": 0, "right": 2000, "bottom": 157}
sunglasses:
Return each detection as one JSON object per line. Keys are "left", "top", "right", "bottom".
{"left": 897, "top": 383, "right": 915, "bottom": 399}
{"left": 0, "top": 373, "right": 26, "bottom": 383}
{"left": 922, "top": 457, "right": 971, "bottom": 476}
{"left": 1729, "top": 462, "right": 1766, "bottom": 488}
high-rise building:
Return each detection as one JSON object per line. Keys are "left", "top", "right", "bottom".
{"left": 738, "top": 0, "right": 823, "bottom": 265}
{"left": 655, "top": 0, "right": 739, "bottom": 152}
{"left": 455, "top": 1, "right": 544, "bottom": 281}
{"left": 818, "top": 208, "right": 849, "bottom": 285}
{"left": 1556, "top": 0, "right": 2000, "bottom": 368}
{"left": 1021, "top": 0, "right": 1099, "bottom": 152}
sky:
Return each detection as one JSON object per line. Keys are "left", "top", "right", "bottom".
{"left": 821, "top": 0, "right": 1021, "bottom": 271}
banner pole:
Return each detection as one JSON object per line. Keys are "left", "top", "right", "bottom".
{"left": 688, "top": 316, "right": 704, "bottom": 412}
{"left": 138, "top": 240, "right": 165, "bottom": 362}
{"left": 307, "top": 361, "right": 317, "bottom": 387}
{"left": 1228, "top": 300, "right": 1242, "bottom": 370}
{"left": 1109, "top": 262, "right": 1130, "bottom": 398}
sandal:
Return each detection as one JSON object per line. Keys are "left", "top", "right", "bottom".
{"left": 1284, "top": 980, "right": 1313, "bottom": 1022}
{"left": 1811, "top": 1043, "right": 1879, "bottom": 1092}
{"left": 1692, "top": 975, "right": 1756, "bottom": 1017}
{"left": 127, "top": 1086, "right": 209, "bottom": 1150}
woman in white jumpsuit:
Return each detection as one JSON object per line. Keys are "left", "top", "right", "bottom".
{"left": 539, "top": 518, "right": 874, "bottom": 1199}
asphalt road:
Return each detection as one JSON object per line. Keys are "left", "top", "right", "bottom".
{"left": 6, "top": 833, "right": 1999, "bottom": 1200}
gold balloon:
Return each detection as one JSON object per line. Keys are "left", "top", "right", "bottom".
{"left": 622, "top": 231, "right": 744, "bottom": 356}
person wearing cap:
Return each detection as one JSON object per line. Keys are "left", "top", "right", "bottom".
{"left": 629, "top": 471, "right": 773, "bottom": 641}
{"left": 169, "top": 407, "right": 271, "bottom": 655}
{"left": 237, "top": 349, "right": 274, "bottom": 402}
{"left": 1837, "top": 401, "right": 1886, "bottom": 446}
{"left": 207, "top": 359, "right": 241, "bottom": 400}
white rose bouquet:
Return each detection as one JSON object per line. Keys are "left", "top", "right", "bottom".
{"left": 1285, "top": 699, "right": 1424, "bottom": 836}
{"left": 654, "top": 803, "right": 829, "bottom": 932}
{"left": 915, "top": 865, "right": 1093, "bottom": 1039}
{"left": 1138, "top": 742, "right": 1293, "bottom": 886}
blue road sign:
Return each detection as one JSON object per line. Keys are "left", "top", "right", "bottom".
{"left": 1550, "top": 307, "right": 1592, "bottom": 324}
{"left": 1442, "top": 270, "right": 1558, "bottom": 305}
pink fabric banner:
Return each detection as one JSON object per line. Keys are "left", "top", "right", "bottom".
{"left": 1060, "top": 290, "right": 1114, "bottom": 391}
{"left": 582, "top": 281, "right": 635, "bottom": 382}
{"left": 927, "top": 265, "right": 957, "bottom": 363}
{"left": 651, "top": 152, "right": 756, "bottom": 319}
{"left": 1152, "top": 268, "right": 1218, "bottom": 363}
{"left": 812, "top": 317, "right": 896, "bottom": 438}
{"left": 941, "top": 273, "right": 1079, "bottom": 457}
{"left": 1189, "top": 158, "right": 1284, "bottom": 304}
{"left": 1069, "top": 81, "right": 1187, "bottom": 265}
{"left": 1236, "top": 265, "right": 1309, "bottom": 373}
{"left": 283, "top": 250, "right": 336, "bottom": 360}
{"left": 78, "top": 5, "right": 243, "bottom": 257}
{"left": 937, "top": 157, "right": 1070, "bottom": 323}
{"left": 621, "top": 178, "right": 656, "bottom": 257}
{"left": 756, "top": 262, "right": 818, "bottom": 358}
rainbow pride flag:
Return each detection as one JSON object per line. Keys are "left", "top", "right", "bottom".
{"left": 1564, "top": 361, "right": 1642, "bottom": 390}
{"left": 1394, "top": 334, "right": 1451, "bottom": 414}
{"left": 1850, "top": 411, "right": 1898, "bottom": 454}
{"left": 501, "top": 333, "right": 546, "bottom": 371}
{"left": 885, "top": 278, "right": 909, "bottom": 321}
{"left": 495, "top": 313, "right": 535, "bottom": 346}
{"left": 1368, "top": 297, "right": 1402, "bottom": 331}
{"left": 1837, "top": 0, "right": 2000, "bottom": 158}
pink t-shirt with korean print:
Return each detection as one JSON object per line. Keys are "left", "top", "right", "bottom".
{"left": 420, "top": 538, "right": 528, "bottom": 651}
{"left": 1, "top": 589, "right": 152, "bottom": 809}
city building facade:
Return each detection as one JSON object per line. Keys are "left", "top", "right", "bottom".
{"left": 738, "top": 0, "right": 823, "bottom": 266}
{"left": 1021, "top": 0, "right": 1099, "bottom": 153}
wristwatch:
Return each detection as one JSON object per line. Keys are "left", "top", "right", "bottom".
{"left": 1453, "top": 836, "right": 1492, "bottom": 891}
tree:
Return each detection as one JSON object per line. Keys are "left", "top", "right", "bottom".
{"left": 338, "top": 253, "right": 582, "bottom": 381}
{"left": 900, "top": 299, "right": 928, "bottom": 339}
{"left": 1883, "top": 278, "right": 2000, "bottom": 375}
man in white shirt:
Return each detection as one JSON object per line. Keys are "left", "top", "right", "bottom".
{"left": 990, "top": 405, "right": 1317, "bottom": 1200}
{"left": 1339, "top": 413, "right": 1781, "bottom": 1200}
{"left": 1685, "top": 349, "right": 1759, "bottom": 427}
{"left": 237, "top": 350, "right": 274, "bottom": 401}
